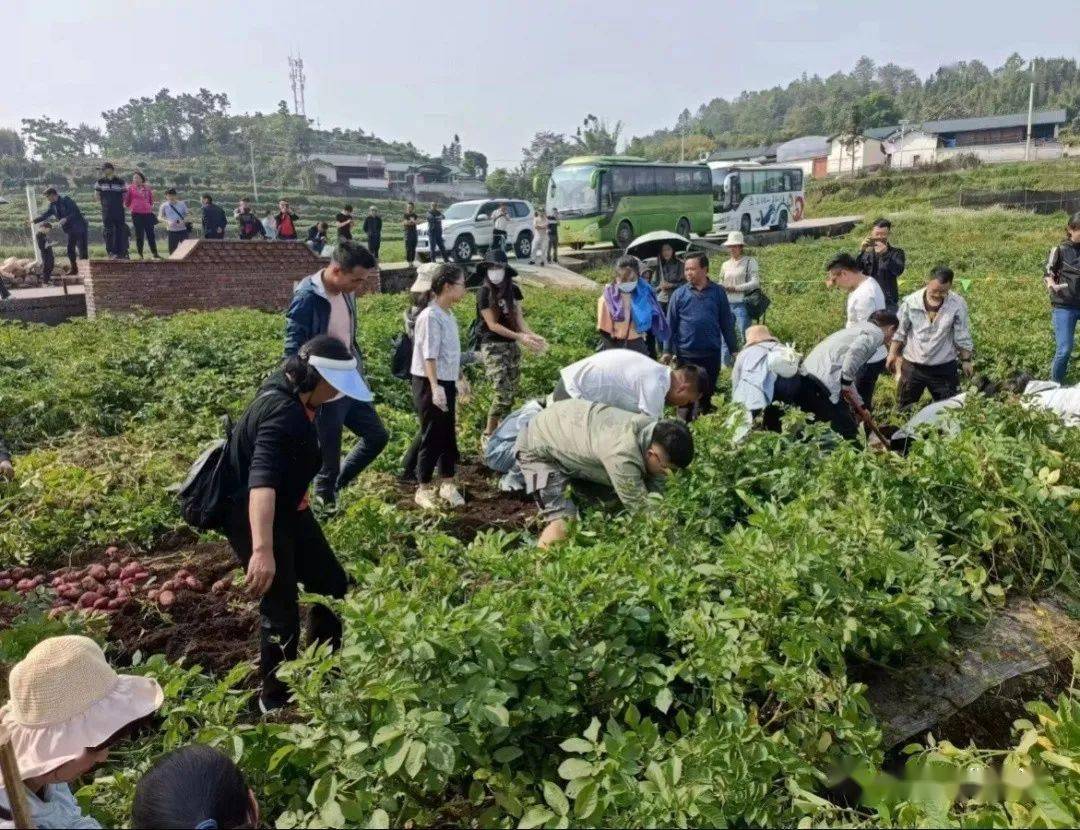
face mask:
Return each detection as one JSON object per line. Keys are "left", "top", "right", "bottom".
{"left": 488, "top": 269, "right": 505, "bottom": 285}
{"left": 617, "top": 279, "right": 638, "bottom": 294}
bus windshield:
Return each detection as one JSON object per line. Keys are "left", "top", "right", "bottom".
{"left": 548, "top": 165, "right": 599, "bottom": 216}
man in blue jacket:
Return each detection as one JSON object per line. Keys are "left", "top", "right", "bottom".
{"left": 33, "top": 188, "right": 88, "bottom": 275}
{"left": 285, "top": 241, "right": 388, "bottom": 504}
{"left": 662, "top": 252, "right": 739, "bottom": 418}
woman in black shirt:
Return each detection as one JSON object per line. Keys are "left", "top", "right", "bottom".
{"left": 223, "top": 334, "right": 371, "bottom": 712}
{"left": 475, "top": 251, "right": 548, "bottom": 440}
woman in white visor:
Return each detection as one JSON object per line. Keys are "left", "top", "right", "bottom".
{"left": 221, "top": 334, "right": 372, "bottom": 712}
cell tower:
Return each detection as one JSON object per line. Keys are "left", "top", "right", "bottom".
{"left": 288, "top": 54, "right": 306, "bottom": 117}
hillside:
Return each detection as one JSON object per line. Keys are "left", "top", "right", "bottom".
{"left": 806, "top": 156, "right": 1080, "bottom": 214}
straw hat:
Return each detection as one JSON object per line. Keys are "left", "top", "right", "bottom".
{"left": 0, "top": 636, "right": 163, "bottom": 779}
{"left": 723, "top": 231, "right": 747, "bottom": 247}
{"left": 744, "top": 324, "right": 777, "bottom": 347}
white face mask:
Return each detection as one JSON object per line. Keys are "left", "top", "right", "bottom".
{"left": 488, "top": 269, "right": 506, "bottom": 285}
{"left": 617, "top": 279, "right": 638, "bottom": 294}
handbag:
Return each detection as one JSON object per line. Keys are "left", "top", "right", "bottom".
{"left": 742, "top": 287, "right": 771, "bottom": 321}
{"left": 390, "top": 332, "right": 413, "bottom": 381}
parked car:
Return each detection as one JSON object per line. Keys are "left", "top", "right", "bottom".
{"left": 417, "top": 199, "right": 535, "bottom": 263}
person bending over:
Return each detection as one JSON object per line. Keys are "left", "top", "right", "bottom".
{"left": 514, "top": 398, "right": 695, "bottom": 548}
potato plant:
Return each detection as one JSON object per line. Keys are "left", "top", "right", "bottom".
{"left": 2, "top": 208, "right": 1080, "bottom": 827}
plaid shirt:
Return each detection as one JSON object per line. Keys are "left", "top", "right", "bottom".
{"left": 893, "top": 288, "right": 974, "bottom": 366}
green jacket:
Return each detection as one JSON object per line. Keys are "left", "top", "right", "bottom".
{"left": 516, "top": 399, "right": 661, "bottom": 510}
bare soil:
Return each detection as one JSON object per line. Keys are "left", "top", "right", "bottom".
{"left": 393, "top": 461, "right": 537, "bottom": 542}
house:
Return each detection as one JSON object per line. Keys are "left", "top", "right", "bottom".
{"left": 825, "top": 135, "right": 888, "bottom": 175}
{"left": 776, "top": 136, "right": 830, "bottom": 178}
{"left": 867, "top": 109, "right": 1069, "bottom": 168}
{"left": 411, "top": 162, "right": 487, "bottom": 200}
{"left": 708, "top": 144, "right": 778, "bottom": 164}
{"left": 305, "top": 153, "right": 390, "bottom": 191}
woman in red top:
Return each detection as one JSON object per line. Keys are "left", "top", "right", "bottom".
{"left": 123, "top": 170, "right": 161, "bottom": 258}
{"left": 274, "top": 199, "right": 299, "bottom": 241}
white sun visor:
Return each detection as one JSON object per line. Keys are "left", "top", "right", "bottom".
{"left": 308, "top": 355, "right": 373, "bottom": 402}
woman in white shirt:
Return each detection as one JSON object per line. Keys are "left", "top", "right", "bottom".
{"left": 719, "top": 231, "right": 761, "bottom": 361}
{"left": 529, "top": 210, "right": 549, "bottom": 265}
{"left": 404, "top": 264, "right": 471, "bottom": 509}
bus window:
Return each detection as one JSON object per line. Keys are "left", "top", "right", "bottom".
{"left": 766, "top": 171, "right": 782, "bottom": 193}
{"left": 675, "top": 169, "right": 695, "bottom": 193}
{"left": 611, "top": 167, "right": 633, "bottom": 196}
{"left": 655, "top": 167, "right": 675, "bottom": 194}
{"left": 693, "top": 168, "right": 711, "bottom": 193}
{"left": 633, "top": 168, "right": 657, "bottom": 195}
{"left": 792, "top": 169, "right": 803, "bottom": 190}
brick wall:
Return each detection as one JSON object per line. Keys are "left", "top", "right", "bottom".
{"left": 80, "top": 240, "right": 378, "bottom": 318}
{"left": 0, "top": 292, "right": 86, "bottom": 325}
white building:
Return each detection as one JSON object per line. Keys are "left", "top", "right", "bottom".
{"left": 825, "top": 135, "right": 888, "bottom": 175}
{"left": 868, "top": 109, "right": 1068, "bottom": 169}
{"left": 776, "top": 135, "right": 829, "bottom": 178}
{"left": 305, "top": 153, "right": 390, "bottom": 191}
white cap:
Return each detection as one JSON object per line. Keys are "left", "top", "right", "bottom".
{"left": 309, "top": 355, "right": 373, "bottom": 402}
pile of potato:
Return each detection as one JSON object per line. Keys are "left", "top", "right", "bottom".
{"left": 0, "top": 546, "right": 234, "bottom": 617}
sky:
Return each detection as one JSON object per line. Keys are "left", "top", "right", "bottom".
{"left": 4, "top": 0, "right": 1077, "bottom": 168}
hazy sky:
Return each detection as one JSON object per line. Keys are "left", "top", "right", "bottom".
{"left": 4, "top": 0, "right": 1076, "bottom": 167}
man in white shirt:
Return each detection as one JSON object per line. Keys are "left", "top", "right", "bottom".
{"left": 826, "top": 251, "right": 888, "bottom": 409}
{"left": 554, "top": 349, "right": 701, "bottom": 418}
{"left": 789, "top": 311, "right": 899, "bottom": 440}
{"left": 492, "top": 204, "right": 510, "bottom": 253}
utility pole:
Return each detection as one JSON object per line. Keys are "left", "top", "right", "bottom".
{"left": 25, "top": 185, "right": 41, "bottom": 266}
{"left": 249, "top": 141, "right": 259, "bottom": 202}
{"left": 897, "top": 120, "right": 909, "bottom": 170}
{"left": 1025, "top": 80, "right": 1035, "bottom": 161}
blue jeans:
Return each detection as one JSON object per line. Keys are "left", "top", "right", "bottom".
{"left": 1051, "top": 307, "right": 1079, "bottom": 384}
{"left": 314, "top": 398, "right": 389, "bottom": 501}
{"left": 722, "top": 302, "right": 751, "bottom": 366}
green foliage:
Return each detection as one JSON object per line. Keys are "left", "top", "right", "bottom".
{"left": 631, "top": 53, "right": 1080, "bottom": 154}
{"left": 3, "top": 206, "right": 1080, "bottom": 827}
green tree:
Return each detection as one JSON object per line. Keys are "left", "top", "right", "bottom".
{"left": 461, "top": 150, "right": 488, "bottom": 179}
{"left": 0, "top": 128, "right": 25, "bottom": 158}
{"left": 856, "top": 91, "right": 900, "bottom": 128}
{"left": 572, "top": 114, "right": 622, "bottom": 155}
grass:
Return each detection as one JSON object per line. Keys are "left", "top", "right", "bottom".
{"left": 807, "top": 156, "right": 1080, "bottom": 215}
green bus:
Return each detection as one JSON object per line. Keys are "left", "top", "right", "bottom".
{"left": 545, "top": 156, "right": 714, "bottom": 249}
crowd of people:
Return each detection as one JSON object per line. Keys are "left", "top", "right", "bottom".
{"left": 2, "top": 194, "right": 1078, "bottom": 826}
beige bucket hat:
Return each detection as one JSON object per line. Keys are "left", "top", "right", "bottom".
{"left": 723, "top": 231, "right": 747, "bottom": 247}
{"left": 409, "top": 262, "right": 442, "bottom": 293}
{"left": 744, "top": 324, "right": 777, "bottom": 347}
{"left": 0, "top": 635, "right": 163, "bottom": 779}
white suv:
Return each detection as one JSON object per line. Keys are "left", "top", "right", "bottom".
{"left": 417, "top": 199, "right": 536, "bottom": 263}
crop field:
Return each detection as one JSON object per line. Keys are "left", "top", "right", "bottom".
{"left": 2, "top": 206, "right": 1080, "bottom": 827}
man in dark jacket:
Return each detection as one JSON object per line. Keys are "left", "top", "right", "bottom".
{"left": 200, "top": 194, "right": 228, "bottom": 239}
{"left": 662, "top": 252, "right": 739, "bottom": 418}
{"left": 95, "top": 162, "right": 128, "bottom": 259}
{"left": 33, "top": 188, "right": 88, "bottom": 275}
{"left": 362, "top": 206, "right": 382, "bottom": 258}
{"left": 1045, "top": 211, "right": 1080, "bottom": 383}
{"left": 427, "top": 202, "right": 449, "bottom": 262}
{"left": 856, "top": 217, "right": 906, "bottom": 311}
{"left": 284, "top": 241, "right": 388, "bottom": 503}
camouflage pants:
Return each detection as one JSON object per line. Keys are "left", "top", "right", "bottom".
{"left": 481, "top": 340, "right": 522, "bottom": 421}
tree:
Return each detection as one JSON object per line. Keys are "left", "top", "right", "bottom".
{"left": 461, "top": 150, "right": 488, "bottom": 179}
{"left": 856, "top": 91, "right": 900, "bottom": 128}
{"left": 0, "top": 128, "right": 25, "bottom": 159}
{"left": 572, "top": 114, "right": 622, "bottom": 155}
{"left": 20, "top": 117, "right": 101, "bottom": 158}
{"left": 484, "top": 167, "right": 532, "bottom": 200}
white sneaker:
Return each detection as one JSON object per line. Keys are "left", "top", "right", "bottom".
{"left": 415, "top": 487, "right": 440, "bottom": 510}
{"left": 439, "top": 482, "right": 466, "bottom": 507}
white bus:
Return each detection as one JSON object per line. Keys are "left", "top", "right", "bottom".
{"left": 708, "top": 162, "right": 806, "bottom": 234}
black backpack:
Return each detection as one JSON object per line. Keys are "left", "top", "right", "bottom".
{"left": 390, "top": 332, "right": 413, "bottom": 381}
{"left": 175, "top": 413, "right": 235, "bottom": 530}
